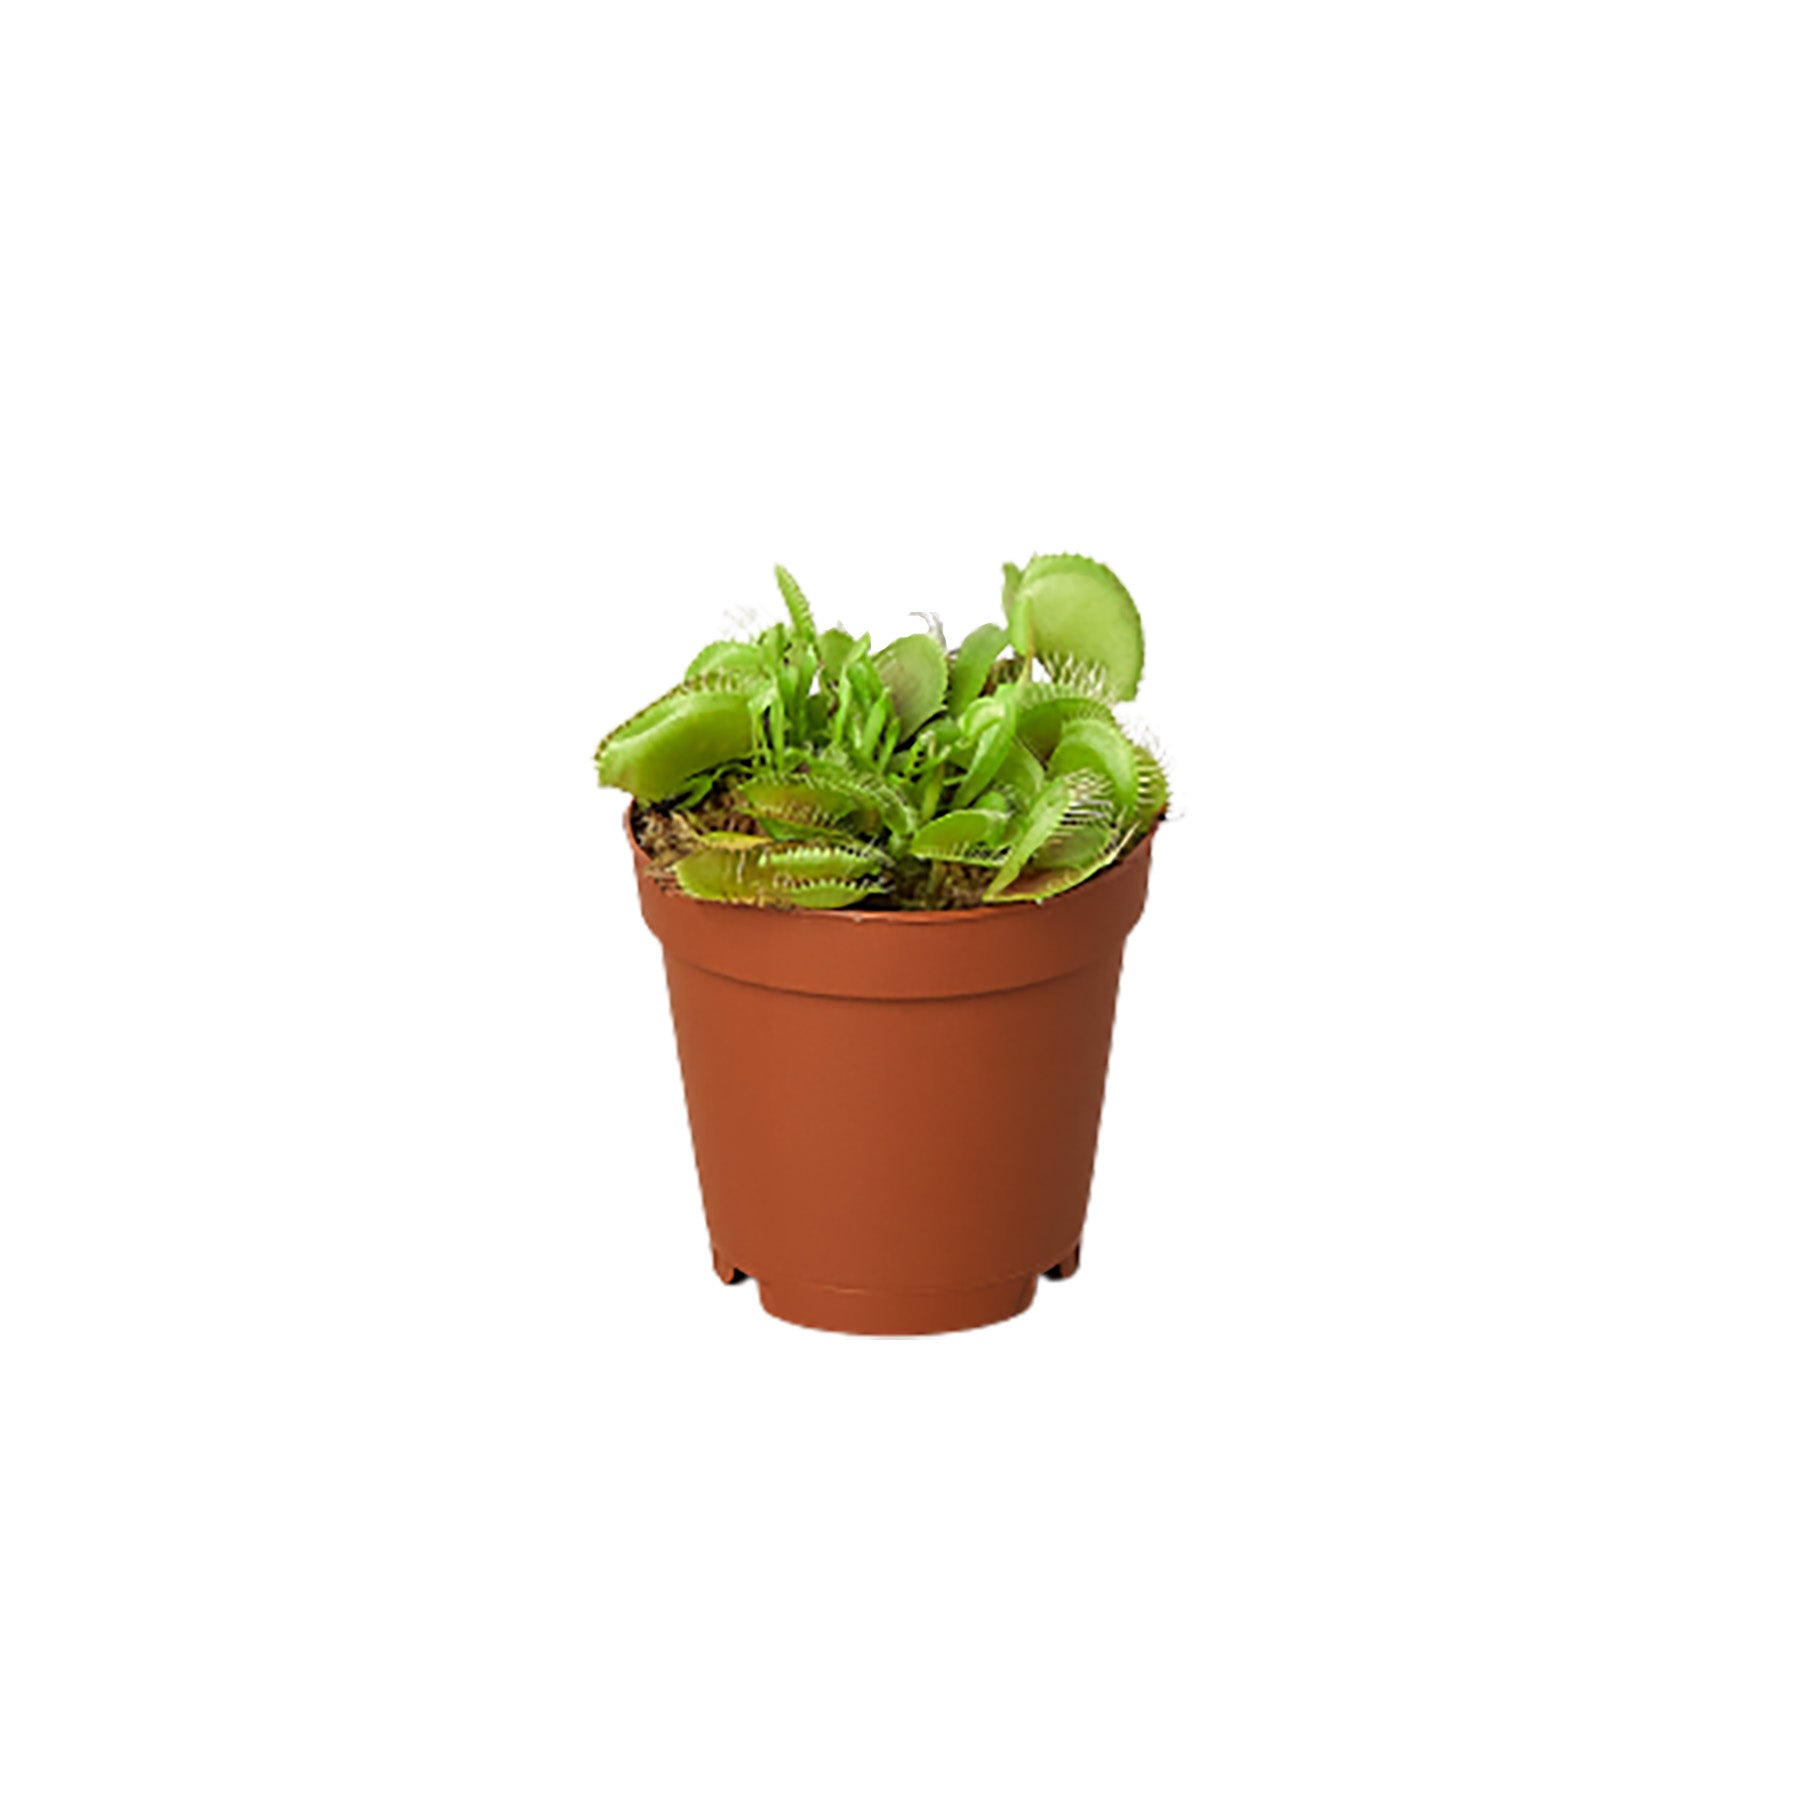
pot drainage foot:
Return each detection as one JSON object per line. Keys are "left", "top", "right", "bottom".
{"left": 1042, "top": 1242, "right": 1082, "bottom": 1281}
{"left": 755, "top": 1274, "right": 1038, "bottom": 1336}
{"left": 711, "top": 1246, "right": 747, "bottom": 1285}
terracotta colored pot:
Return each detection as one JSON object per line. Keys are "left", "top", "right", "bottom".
{"left": 628, "top": 808, "right": 1154, "bottom": 1334}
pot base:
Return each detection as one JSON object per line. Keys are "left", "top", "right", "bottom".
{"left": 753, "top": 1272, "right": 1040, "bottom": 1336}
{"left": 712, "top": 1240, "right": 1084, "bottom": 1335}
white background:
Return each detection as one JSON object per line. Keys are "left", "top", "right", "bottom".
{"left": 3, "top": 3, "right": 1796, "bottom": 1794}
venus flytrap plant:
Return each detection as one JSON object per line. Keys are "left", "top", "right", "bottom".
{"left": 596, "top": 554, "right": 1168, "bottom": 908}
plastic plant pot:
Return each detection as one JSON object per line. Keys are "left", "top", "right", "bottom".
{"left": 628, "top": 807, "right": 1153, "bottom": 1334}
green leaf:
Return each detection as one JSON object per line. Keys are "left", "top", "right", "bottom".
{"left": 910, "top": 807, "right": 1020, "bottom": 866}
{"left": 1015, "top": 686, "right": 1116, "bottom": 760}
{"left": 856, "top": 701, "right": 887, "bottom": 761}
{"left": 1029, "top": 821, "right": 1114, "bottom": 870}
{"left": 1001, "top": 562, "right": 1026, "bottom": 652}
{"left": 976, "top": 862, "right": 1099, "bottom": 903}
{"left": 671, "top": 836, "right": 887, "bottom": 909}
{"left": 767, "top": 880, "right": 881, "bottom": 910}
{"left": 983, "top": 776, "right": 1078, "bottom": 899}
{"left": 818, "top": 628, "right": 858, "bottom": 681}
{"left": 671, "top": 845, "right": 765, "bottom": 903}
{"left": 951, "top": 712, "right": 1016, "bottom": 810}
{"left": 1132, "top": 742, "right": 1170, "bottom": 829}
{"left": 983, "top": 772, "right": 1124, "bottom": 900}
{"left": 686, "top": 639, "right": 766, "bottom": 681}
{"left": 874, "top": 634, "right": 949, "bottom": 738}
{"left": 801, "top": 756, "right": 919, "bottom": 839}
{"left": 595, "top": 686, "right": 757, "bottom": 802}
{"left": 988, "top": 741, "right": 1046, "bottom": 809}
{"left": 947, "top": 621, "right": 1010, "bottom": 716}
{"left": 774, "top": 565, "right": 817, "bottom": 646}
{"left": 1048, "top": 716, "right": 1138, "bottom": 815}
{"left": 736, "top": 777, "right": 860, "bottom": 833}
{"left": 762, "top": 841, "right": 888, "bottom": 884}
{"left": 1007, "top": 554, "right": 1144, "bottom": 700}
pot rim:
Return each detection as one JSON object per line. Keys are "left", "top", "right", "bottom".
{"left": 624, "top": 800, "right": 1158, "bottom": 926}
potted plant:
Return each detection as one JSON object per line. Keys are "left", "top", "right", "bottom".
{"left": 596, "top": 555, "right": 1167, "bottom": 1334}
